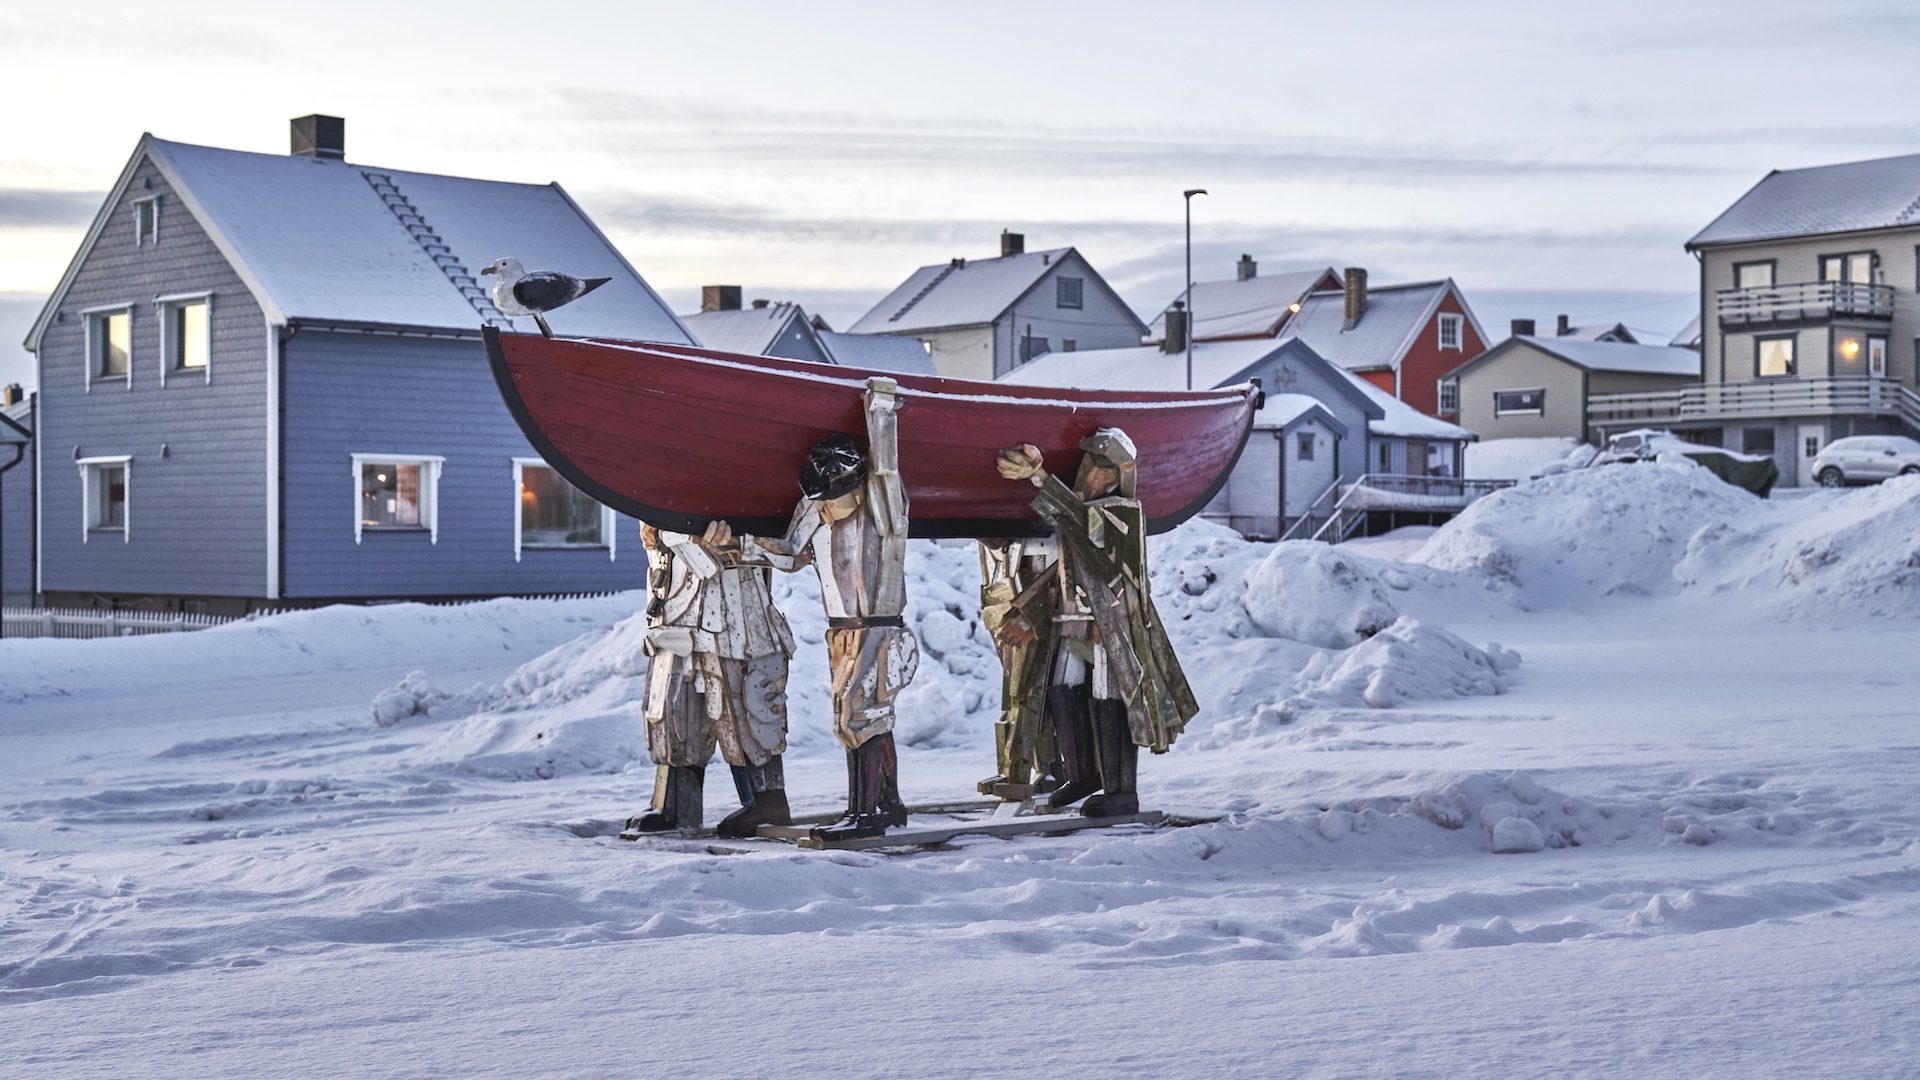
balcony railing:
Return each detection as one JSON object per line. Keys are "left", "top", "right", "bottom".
{"left": 1716, "top": 281, "right": 1894, "bottom": 327}
{"left": 1588, "top": 376, "right": 1920, "bottom": 429}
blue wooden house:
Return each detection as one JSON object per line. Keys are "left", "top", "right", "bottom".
{"left": 21, "top": 116, "right": 693, "bottom": 613}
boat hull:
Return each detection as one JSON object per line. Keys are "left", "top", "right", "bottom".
{"left": 486, "top": 328, "right": 1260, "bottom": 539}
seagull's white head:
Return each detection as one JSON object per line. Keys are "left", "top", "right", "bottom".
{"left": 480, "top": 257, "right": 525, "bottom": 280}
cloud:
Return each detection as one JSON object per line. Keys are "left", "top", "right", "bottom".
{"left": 0, "top": 190, "right": 101, "bottom": 229}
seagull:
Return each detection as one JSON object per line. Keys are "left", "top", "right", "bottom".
{"left": 479, "top": 257, "right": 610, "bottom": 338}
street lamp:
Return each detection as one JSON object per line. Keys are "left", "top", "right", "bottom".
{"left": 1183, "top": 188, "right": 1207, "bottom": 390}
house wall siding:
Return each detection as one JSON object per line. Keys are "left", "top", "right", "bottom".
{"left": 766, "top": 315, "right": 832, "bottom": 364}
{"left": 1456, "top": 345, "right": 1589, "bottom": 440}
{"left": 2, "top": 401, "right": 32, "bottom": 602}
{"left": 1701, "top": 227, "right": 1920, "bottom": 386}
{"left": 1398, "top": 292, "right": 1488, "bottom": 415}
{"left": 35, "top": 155, "right": 271, "bottom": 599}
{"left": 996, "top": 253, "right": 1146, "bottom": 379}
{"left": 921, "top": 325, "right": 995, "bottom": 381}
{"left": 281, "top": 329, "right": 648, "bottom": 599}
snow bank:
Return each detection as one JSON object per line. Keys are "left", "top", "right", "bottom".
{"left": 1465, "top": 437, "right": 1584, "bottom": 481}
{"left": 1289, "top": 617, "right": 1518, "bottom": 711}
{"left": 1242, "top": 543, "right": 1402, "bottom": 648}
{"left": 1413, "top": 461, "right": 1756, "bottom": 606}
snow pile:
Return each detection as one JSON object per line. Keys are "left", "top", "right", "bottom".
{"left": 1287, "top": 617, "right": 1518, "bottom": 712}
{"left": 1675, "top": 475, "right": 1920, "bottom": 619}
{"left": 1465, "top": 437, "right": 1584, "bottom": 481}
{"left": 1242, "top": 543, "right": 1402, "bottom": 648}
{"left": 369, "top": 671, "right": 463, "bottom": 727}
{"left": 1413, "top": 461, "right": 1756, "bottom": 605}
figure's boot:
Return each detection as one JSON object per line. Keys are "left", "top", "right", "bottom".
{"left": 1034, "top": 758, "right": 1065, "bottom": 795}
{"left": 627, "top": 764, "right": 705, "bottom": 833}
{"left": 716, "top": 756, "right": 793, "bottom": 838}
{"left": 1045, "top": 683, "right": 1101, "bottom": 809}
{"left": 810, "top": 734, "right": 906, "bottom": 842}
{"left": 1080, "top": 701, "right": 1139, "bottom": 818}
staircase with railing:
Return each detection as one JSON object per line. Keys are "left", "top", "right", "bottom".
{"left": 1275, "top": 474, "right": 1516, "bottom": 543}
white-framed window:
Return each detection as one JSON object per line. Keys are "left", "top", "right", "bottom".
{"left": 133, "top": 195, "right": 160, "bottom": 246}
{"left": 1438, "top": 378, "right": 1459, "bottom": 414}
{"left": 1493, "top": 388, "right": 1545, "bottom": 416}
{"left": 158, "top": 293, "right": 211, "bottom": 382}
{"left": 77, "top": 455, "right": 132, "bottom": 542}
{"left": 351, "top": 453, "right": 444, "bottom": 544}
{"left": 1869, "top": 335, "right": 1888, "bottom": 378}
{"left": 1756, "top": 335, "right": 1796, "bottom": 379}
{"left": 513, "top": 457, "right": 615, "bottom": 562}
{"left": 1056, "top": 276, "right": 1084, "bottom": 310}
{"left": 1438, "top": 313, "right": 1463, "bottom": 350}
{"left": 84, "top": 305, "right": 134, "bottom": 389}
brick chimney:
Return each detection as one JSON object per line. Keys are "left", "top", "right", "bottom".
{"left": 1237, "top": 254, "right": 1257, "bottom": 281}
{"left": 1342, "top": 267, "right": 1368, "bottom": 330}
{"left": 290, "top": 115, "right": 344, "bottom": 159}
{"left": 1512, "top": 318, "right": 1536, "bottom": 337}
{"left": 751, "top": 298, "right": 770, "bottom": 310}
{"left": 1556, "top": 313, "right": 1571, "bottom": 336}
{"left": 1161, "top": 301, "right": 1188, "bottom": 355}
{"left": 702, "top": 286, "right": 742, "bottom": 312}
{"left": 1001, "top": 230, "right": 1025, "bottom": 257}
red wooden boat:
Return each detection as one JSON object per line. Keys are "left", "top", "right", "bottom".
{"left": 485, "top": 327, "right": 1261, "bottom": 539}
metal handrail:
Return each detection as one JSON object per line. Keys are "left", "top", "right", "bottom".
{"left": 1278, "top": 477, "right": 1344, "bottom": 541}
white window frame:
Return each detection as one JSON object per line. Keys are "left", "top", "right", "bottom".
{"left": 351, "top": 453, "right": 444, "bottom": 544}
{"left": 1493, "top": 388, "right": 1546, "bottom": 416}
{"left": 157, "top": 292, "right": 213, "bottom": 384}
{"left": 1437, "top": 378, "right": 1459, "bottom": 414}
{"left": 77, "top": 455, "right": 132, "bottom": 543}
{"left": 83, "top": 303, "right": 135, "bottom": 392}
{"left": 1438, "top": 313, "right": 1463, "bottom": 350}
{"left": 133, "top": 195, "right": 160, "bottom": 246}
{"left": 512, "top": 457, "right": 615, "bottom": 562}
{"left": 1056, "top": 276, "right": 1084, "bottom": 310}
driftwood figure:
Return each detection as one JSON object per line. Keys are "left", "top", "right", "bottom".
{"left": 629, "top": 520, "right": 796, "bottom": 837}
{"left": 976, "top": 538, "right": 1061, "bottom": 801}
{"left": 994, "top": 429, "right": 1199, "bottom": 817}
{"left": 743, "top": 378, "right": 917, "bottom": 841}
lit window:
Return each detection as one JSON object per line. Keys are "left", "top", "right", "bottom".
{"left": 352, "top": 454, "right": 444, "bottom": 544}
{"left": 1834, "top": 331, "right": 1865, "bottom": 374}
{"left": 1493, "top": 388, "right": 1545, "bottom": 416}
{"left": 133, "top": 197, "right": 159, "bottom": 245}
{"left": 87, "top": 308, "right": 132, "bottom": 382}
{"left": 78, "top": 456, "right": 132, "bottom": 541}
{"left": 161, "top": 296, "right": 210, "bottom": 376}
{"left": 1756, "top": 336, "right": 1795, "bottom": 378}
{"left": 1297, "top": 432, "right": 1314, "bottom": 461}
{"left": 1438, "top": 314, "right": 1462, "bottom": 350}
{"left": 515, "top": 459, "right": 613, "bottom": 560}
{"left": 1056, "top": 277, "right": 1083, "bottom": 310}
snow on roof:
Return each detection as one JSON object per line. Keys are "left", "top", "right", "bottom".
{"left": 818, "top": 331, "right": 937, "bottom": 376}
{"left": 1278, "top": 281, "right": 1451, "bottom": 372}
{"left": 1688, "top": 152, "right": 1920, "bottom": 248}
{"left": 1341, "top": 366, "right": 1474, "bottom": 441}
{"left": 680, "top": 304, "right": 799, "bottom": 356}
{"left": 1147, "top": 267, "right": 1337, "bottom": 341}
{"left": 1669, "top": 314, "right": 1702, "bottom": 349}
{"left": 847, "top": 248, "right": 1083, "bottom": 334}
{"left": 1519, "top": 336, "right": 1703, "bottom": 377}
{"left": 1555, "top": 323, "right": 1637, "bottom": 343}
{"left": 145, "top": 137, "right": 690, "bottom": 341}
{"left": 997, "top": 337, "right": 1286, "bottom": 393}
{"left": 1258, "top": 392, "right": 1345, "bottom": 435}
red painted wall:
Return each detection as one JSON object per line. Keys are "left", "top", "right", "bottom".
{"left": 1396, "top": 290, "right": 1487, "bottom": 416}
{"left": 1357, "top": 369, "right": 1396, "bottom": 394}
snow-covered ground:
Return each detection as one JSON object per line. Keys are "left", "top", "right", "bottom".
{"left": 5, "top": 462, "right": 1919, "bottom": 1078}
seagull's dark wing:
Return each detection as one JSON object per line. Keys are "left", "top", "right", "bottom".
{"left": 513, "top": 272, "right": 590, "bottom": 312}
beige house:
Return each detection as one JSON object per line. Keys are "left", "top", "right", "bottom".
{"left": 1592, "top": 152, "right": 1920, "bottom": 485}
{"left": 1446, "top": 335, "right": 1700, "bottom": 442}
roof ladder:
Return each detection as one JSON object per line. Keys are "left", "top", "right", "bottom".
{"left": 360, "top": 171, "right": 512, "bottom": 328}
{"left": 887, "top": 263, "right": 959, "bottom": 323}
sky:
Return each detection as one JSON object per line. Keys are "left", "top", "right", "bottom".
{"left": 6, "top": 0, "right": 1920, "bottom": 390}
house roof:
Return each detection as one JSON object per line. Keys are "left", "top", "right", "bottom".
{"left": 1001, "top": 336, "right": 1469, "bottom": 443}
{"left": 1669, "top": 314, "right": 1702, "bottom": 349}
{"left": 1278, "top": 279, "right": 1485, "bottom": 374}
{"left": 30, "top": 135, "right": 693, "bottom": 347}
{"left": 0, "top": 405, "right": 27, "bottom": 445}
{"left": 1146, "top": 267, "right": 1338, "bottom": 341}
{"left": 1447, "top": 336, "right": 1702, "bottom": 383}
{"left": 847, "top": 247, "right": 1140, "bottom": 336}
{"left": 1555, "top": 323, "right": 1637, "bottom": 343}
{"left": 1259, "top": 393, "right": 1348, "bottom": 437}
{"left": 680, "top": 303, "right": 805, "bottom": 356}
{"left": 1688, "top": 152, "right": 1920, "bottom": 249}
{"left": 818, "top": 331, "right": 938, "bottom": 376}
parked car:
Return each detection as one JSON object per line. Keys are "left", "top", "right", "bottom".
{"left": 1596, "top": 427, "right": 1779, "bottom": 497}
{"left": 1810, "top": 435, "right": 1920, "bottom": 488}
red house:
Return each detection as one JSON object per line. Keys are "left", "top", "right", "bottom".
{"left": 1150, "top": 257, "right": 1489, "bottom": 419}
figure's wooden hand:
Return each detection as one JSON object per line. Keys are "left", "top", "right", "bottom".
{"left": 996, "top": 444, "right": 1044, "bottom": 482}
{"left": 701, "top": 519, "right": 733, "bottom": 548}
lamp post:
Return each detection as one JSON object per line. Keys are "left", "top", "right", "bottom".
{"left": 1183, "top": 188, "right": 1207, "bottom": 390}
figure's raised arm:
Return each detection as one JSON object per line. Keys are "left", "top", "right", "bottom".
{"left": 864, "top": 378, "right": 908, "bottom": 539}
{"left": 737, "top": 499, "right": 820, "bottom": 572}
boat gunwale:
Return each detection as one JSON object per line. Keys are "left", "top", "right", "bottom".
{"left": 484, "top": 327, "right": 1259, "bottom": 540}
